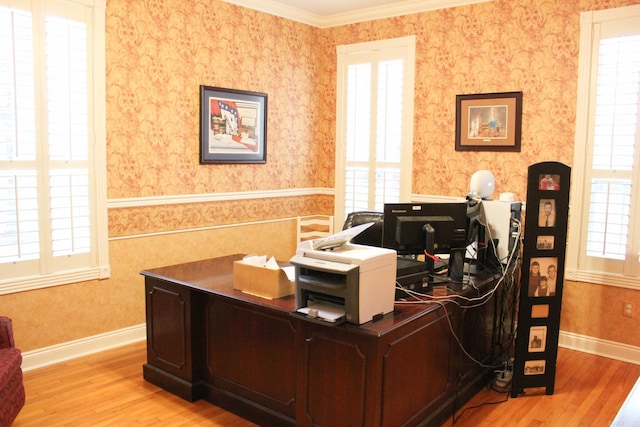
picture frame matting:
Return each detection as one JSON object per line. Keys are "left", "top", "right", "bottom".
{"left": 455, "top": 91, "right": 522, "bottom": 152}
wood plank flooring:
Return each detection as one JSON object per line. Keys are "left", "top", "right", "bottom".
{"left": 13, "top": 341, "right": 256, "bottom": 427}
{"left": 442, "top": 347, "right": 640, "bottom": 427}
{"left": 12, "top": 341, "right": 640, "bottom": 426}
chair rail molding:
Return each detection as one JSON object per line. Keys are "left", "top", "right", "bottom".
{"left": 108, "top": 187, "right": 334, "bottom": 209}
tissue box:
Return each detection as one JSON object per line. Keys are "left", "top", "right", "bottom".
{"left": 233, "top": 261, "right": 294, "bottom": 299}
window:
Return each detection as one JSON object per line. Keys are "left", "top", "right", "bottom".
{"left": 0, "top": 0, "right": 107, "bottom": 294}
{"left": 567, "top": 5, "right": 640, "bottom": 288}
{"left": 335, "top": 36, "right": 415, "bottom": 225}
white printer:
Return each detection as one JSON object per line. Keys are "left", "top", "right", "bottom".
{"left": 290, "top": 228, "right": 397, "bottom": 325}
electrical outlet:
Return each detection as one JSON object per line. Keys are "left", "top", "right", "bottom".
{"left": 623, "top": 301, "right": 633, "bottom": 317}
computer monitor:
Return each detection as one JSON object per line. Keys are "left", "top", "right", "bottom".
{"left": 383, "top": 202, "right": 469, "bottom": 281}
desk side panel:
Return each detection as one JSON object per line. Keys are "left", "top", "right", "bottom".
{"left": 143, "top": 277, "right": 199, "bottom": 401}
{"left": 203, "top": 296, "right": 297, "bottom": 419}
{"left": 380, "top": 305, "right": 454, "bottom": 427}
{"left": 297, "top": 326, "right": 370, "bottom": 427}
{"left": 144, "top": 278, "right": 192, "bottom": 379}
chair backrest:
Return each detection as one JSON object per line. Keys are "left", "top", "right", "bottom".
{"left": 342, "top": 211, "right": 384, "bottom": 247}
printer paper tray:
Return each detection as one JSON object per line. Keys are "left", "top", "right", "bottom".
{"left": 294, "top": 301, "right": 346, "bottom": 325}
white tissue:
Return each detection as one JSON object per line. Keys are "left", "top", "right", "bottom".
{"left": 241, "top": 254, "right": 279, "bottom": 269}
{"left": 264, "top": 256, "right": 279, "bottom": 269}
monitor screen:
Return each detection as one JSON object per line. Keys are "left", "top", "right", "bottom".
{"left": 382, "top": 202, "right": 469, "bottom": 256}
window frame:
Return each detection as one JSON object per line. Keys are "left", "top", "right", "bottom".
{"left": 334, "top": 35, "right": 416, "bottom": 228}
{"left": 566, "top": 4, "right": 640, "bottom": 290}
{"left": 0, "top": 0, "right": 108, "bottom": 295}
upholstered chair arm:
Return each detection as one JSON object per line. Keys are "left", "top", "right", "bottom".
{"left": 0, "top": 316, "right": 15, "bottom": 349}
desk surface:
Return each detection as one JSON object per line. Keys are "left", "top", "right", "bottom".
{"left": 141, "top": 253, "right": 500, "bottom": 336}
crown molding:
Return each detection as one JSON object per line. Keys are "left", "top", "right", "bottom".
{"left": 221, "top": 0, "right": 493, "bottom": 28}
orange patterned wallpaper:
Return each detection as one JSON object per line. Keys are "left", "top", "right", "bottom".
{"left": 108, "top": 195, "right": 333, "bottom": 237}
{"left": 107, "top": 0, "right": 639, "bottom": 208}
{"left": 323, "top": 0, "right": 600, "bottom": 201}
{"left": 5, "top": 0, "right": 640, "bottom": 354}
{"left": 102, "top": 0, "right": 640, "bottom": 352}
{"left": 106, "top": 0, "right": 331, "bottom": 199}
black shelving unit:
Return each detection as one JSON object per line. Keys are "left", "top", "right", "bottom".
{"left": 512, "top": 161, "right": 571, "bottom": 397}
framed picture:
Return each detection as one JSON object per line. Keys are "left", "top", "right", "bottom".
{"left": 524, "top": 360, "right": 546, "bottom": 375}
{"left": 536, "top": 235, "right": 555, "bottom": 250}
{"left": 199, "top": 86, "right": 267, "bottom": 164}
{"left": 539, "top": 174, "right": 560, "bottom": 190}
{"left": 455, "top": 91, "right": 522, "bottom": 152}
{"left": 538, "top": 199, "right": 556, "bottom": 228}
{"left": 527, "top": 257, "right": 558, "bottom": 297}
{"left": 528, "top": 326, "right": 547, "bottom": 352}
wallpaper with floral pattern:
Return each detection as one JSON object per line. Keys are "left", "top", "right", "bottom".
{"left": 8, "top": 0, "right": 637, "bottom": 353}
{"left": 106, "top": 0, "right": 639, "bottom": 236}
{"left": 106, "top": 0, "right": 328, "bottom": 198}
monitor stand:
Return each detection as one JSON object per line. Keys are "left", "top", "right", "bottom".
{"left": 448, "top": 249, "right": 465, "bottom": 283}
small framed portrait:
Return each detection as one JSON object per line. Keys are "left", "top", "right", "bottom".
{"left": 528, "top": 257, "right": 558, "bottom": 297}
{"left": 538, "top": 199, "right": 556, "bottom": 227}
{"left": 524, "top": 360, "right": 546, "bottom": 375}
{"left": 536, "top": 235, "right": 555, "bottom": 250}
{"left": 528, "top": 326, "right": 547, "bottom": 352}
{"left": 539, "top": 174, "right": 560, "bottom": 190}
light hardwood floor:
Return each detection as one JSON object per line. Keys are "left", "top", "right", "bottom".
{"left": 12, "top": 341, "right": 640, "bottom": 426}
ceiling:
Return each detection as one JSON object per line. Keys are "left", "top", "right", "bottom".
{"left": 255, "top": 0, "right": 410, "bottom": 16}
{"left": 221, "top": 0, "right": 492, "bottom": 27}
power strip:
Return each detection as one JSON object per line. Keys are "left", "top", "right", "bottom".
{"left": 495, "top": 370, "right": 512, "bottom": 388}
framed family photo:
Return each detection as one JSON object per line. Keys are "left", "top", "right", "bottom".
{"left": 528, "top": 326, "right": 547, "bottom": 352}
{"left": 200, "top": 86, "right": 267, "bottom": 164}
{"left": 455, "top": 91, "right": 522, "bottom": 152}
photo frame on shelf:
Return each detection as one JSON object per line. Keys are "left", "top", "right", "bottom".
{"left": 528, "top": 326, "right": 547, "bottom": 352}
{"left": 524, "top": 360, "right": 546, "bottom": 376}
{"left": 455, "top": 91, "right": 522, "bottom": 152}
{"left": 536, "top": 236, "right": 555, "bottom": 250}
{"left": 538, "top": 199, "right": 556, "bottom": 228}
{"left": 527, "top": 257, "right": 558, "bottom": 297}
{"left": 539, "top": 174, "right": 560, "bottom": 190}
{"left": 200, "top": 85, "right": 267, "bottom": 164}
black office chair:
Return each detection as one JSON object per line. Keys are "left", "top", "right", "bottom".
{"left": 342, "top": 211, "right": 384, "bottom": 247}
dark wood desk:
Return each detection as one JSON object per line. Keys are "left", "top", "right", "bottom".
{"left": 141, "top": 254, "right": 514, "bottom": 427}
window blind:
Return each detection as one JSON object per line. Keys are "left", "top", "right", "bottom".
{"left": 343, "top": 53, "right": 407, "bottom": 218}
{"left": 0, "top": 5, "right": 39, "bottom": 264}
{"left": 569, "top": 6, "right": 640, "bottom": 287}
{"left": 586, "top": 34, "right": 639, "bottom": 262}
{"left": 0, "top": 0, "right": 107, "bottom": 293}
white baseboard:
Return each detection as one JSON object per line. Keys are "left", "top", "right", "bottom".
{"left": 21, "top": 323, "right": 146, "bottom": 372}
{"left": 559, "top": 330, "right": 640, "bottom": 365}
{"left": 19, "top": 325, "right": 639, "bottom": 372}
